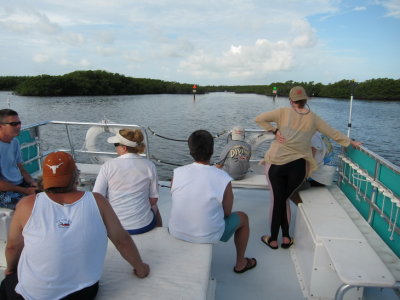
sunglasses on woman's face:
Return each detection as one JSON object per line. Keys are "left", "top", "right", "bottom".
{"left": 114, "top": 143, "right": 120, "bottom": 147}
{"left": 1, "top": 121, "right": 21, "bottom": 126}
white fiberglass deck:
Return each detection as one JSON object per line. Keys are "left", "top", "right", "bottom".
{"left": 156, "top": 182, "right": 399, "bottom": 300}
{"left": 1, "top": 181, "right": 399, "bottom": 299}
{"left": 156, "top": 182, "right": 304, "bottom": 300}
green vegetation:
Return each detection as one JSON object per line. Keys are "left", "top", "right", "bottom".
{"left": 204, "top": 79, "right": 400, "bottom": 100}
{"left": 0, "top": 76, "right": 31, "bottom": 91}
{"left": 0, "top": 70, "right": 399, "bottom": 100}
{"left": 0, "top": 70, "right": 194, "bottom": 96}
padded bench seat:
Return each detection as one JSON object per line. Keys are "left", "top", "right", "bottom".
{"left": 1, "top": 219, "right": 215, "bottom": 298}
{"left": 293, "top": 187, "right": 396, "bottom": 300}
{"left": 231, "top": 173, "right": 268, "bottom": 189}
{"left": 298, "top": 188, "right": 364, "bottom": 240}
{"left": 0, "top": 208, "right": 14, "bottom": 269}
{"left": 322, "top": 238, "right": 394, "bottom": 287}
{"left": 97, "top": 227, "right": 214, "bottom": 300}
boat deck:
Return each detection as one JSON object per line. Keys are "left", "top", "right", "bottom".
{"left": 1, "top": 182, "right": 398, "bottom": 299}
{"left": 1, "top": 180, "right": 399, "bottom": 299}
{"left": 156, "top": 182, "right": 399, "bottom": 300}
{"left": 210, "top": 188, "right": 302, "bottom": 299}
{"left": 1, "top": 121, "right": 399, "bottom": 299}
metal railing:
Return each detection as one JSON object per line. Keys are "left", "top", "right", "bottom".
{"left": 338, "top": 144, "right": 400, "bottom": 238}
{"left": 19, "top": 120, "right": 151, "bottom": 174}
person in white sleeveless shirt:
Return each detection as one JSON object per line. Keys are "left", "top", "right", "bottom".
{"left": 93, "top": 128, "right": 162, "bottom": 235}
{"left": 169, "top": 130, "right": 257, "bottom": 273}
{"left": 0, "top": 151, "right": 149, "bottom": 300}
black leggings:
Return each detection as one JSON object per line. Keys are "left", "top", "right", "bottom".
{"left": 268, "top": 158, "right": 306, "bottom": 240}
{"left": 0, "top": 272, "right": 99, "bottom": 300}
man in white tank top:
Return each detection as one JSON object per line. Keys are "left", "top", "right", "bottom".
{"left": 169, "top": 130, "right": 257, "bottom": 273}
{"left": 0, "top": 151, "right": 149, "bottom": 300}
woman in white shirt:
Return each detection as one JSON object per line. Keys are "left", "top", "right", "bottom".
{"left": 93, "top": 129, "right": 162, "bottom": 234}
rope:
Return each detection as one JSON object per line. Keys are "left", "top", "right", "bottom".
{"left": 214, "top": 130, "right": 228, "bottom": 138}
{"left": 148, "top": 127, "right": 228, "bottom": 142}
{"left": 159, "top": 183, "right": 171, "bottom": 188}
{"left": 148, "top": 127, "right": 187, "bottom": 142}
{"left": 151, "top": 155, "right": 183, "bottom": 166}
{"left": 148, "top": 128, "right": 228, "bottom": 167}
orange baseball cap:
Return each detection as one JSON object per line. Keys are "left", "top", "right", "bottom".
{"left": 42, "top": 151, "right": 77, "bottom": 189}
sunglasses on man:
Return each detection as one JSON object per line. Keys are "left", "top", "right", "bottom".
{"left": 1, "top": 121, "right": 21, "bottom": 126}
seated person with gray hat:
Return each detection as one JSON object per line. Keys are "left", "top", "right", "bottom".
{"left": 216, "top": 126, "right": 252, "bottom": 180}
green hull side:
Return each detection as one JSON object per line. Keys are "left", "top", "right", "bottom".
{"left": 339, "top": 147, "right": 400, "bottom": 258}
{"left": 16, "top": 129, "right": 40, "bottom": 175}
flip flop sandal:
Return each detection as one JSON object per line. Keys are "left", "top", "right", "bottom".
{"left": 281, "top": 237, "right": 294, "bottom": 249}
{"left": 233, "top": 257, "right": 257, "bottom": 274}
{"left": 261, "top": 235, "right": 278, "bottom": 250}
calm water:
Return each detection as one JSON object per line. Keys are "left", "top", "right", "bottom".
{"left": 0, "top": 91, "right": 399, "bottom": 180}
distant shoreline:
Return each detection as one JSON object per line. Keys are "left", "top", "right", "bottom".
{"left": 0, "top": 70, "right": 399, "bottom": 101}
{"left": 1, "top": 90, "right": 398, "bottom": 102}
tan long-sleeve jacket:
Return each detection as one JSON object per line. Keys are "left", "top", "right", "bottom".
{"left": 255, "top": 107, "right": 350, "bottom": 176}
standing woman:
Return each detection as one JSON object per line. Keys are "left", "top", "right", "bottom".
{"left": 93, "top": 128, "right": 162, "bottom": 235}
{"left": 255, "top": 86, "right": 361, "bottom": 249}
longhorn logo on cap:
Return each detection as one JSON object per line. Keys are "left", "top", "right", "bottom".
{"left": 46, "top": 162, "right": 64, "bottom": 174}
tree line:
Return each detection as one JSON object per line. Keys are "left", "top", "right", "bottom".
{"left": 204, "top": 78, "right": 400, "bottom": 100}
{"left": 0, "top": 71, "right": 194, "bottom": 96}
{"left": 0, "top": 70, "right": 398, "bottom": 100}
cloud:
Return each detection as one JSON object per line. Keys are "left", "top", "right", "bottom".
{"left": 123, "top": 50, "right": 144, "bottom": 63}
{"left": 0, "top": 0, "right": 398, "bottom": 84}
{"left": 0, "top": 8, "right": 60, "bottom": 35}
{"left": 290, "top": 19, "right": 317, "bottom": 48}
{"left": 96, "top": 46, "right": 117, "bottom": 56}
{"left": 381, "top": 0, "right": 400, "bottom": 18}
{"left": 180, "top": 39, "right": 294, "bottom": 79}
{"left": 33, "top": 53, "right": 50, "bottom": 63}
{"left": 177, "top": 16, "right": 318, "bottom": 81}
{"left": 61, "top": 33, "right": 85, "bottom": 46}
{"left": 59, "top": 58, "right": 90, "bottom": 67}
{"left": 95, "top": 31, "right": 116, "bottom": 44}
{"left": 353, "top": 6, "right": 367, "bottom": 11}
{"left": 292, "top": 34, "right": 316, "bottom": 48}
{"left": 155, "top": 38, "right": 195, "bottom": 58}
{"left": 78, "top": 59, "right": 90, "bottom": 67}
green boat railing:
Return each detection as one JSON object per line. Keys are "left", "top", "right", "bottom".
{"left": 338, "top": 145, "right": 400, "bottom": 258}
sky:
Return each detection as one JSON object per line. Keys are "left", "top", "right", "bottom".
{"left": 0, "top": 0, "right": 399, "bottom": 85}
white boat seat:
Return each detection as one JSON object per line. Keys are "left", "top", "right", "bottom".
{"left": 329, "top": 185, "right": 400, "bottom": 282}
{"left": 231, "top": 173, "right": 268, "bottom": 189}
{"left": 97, "top": 227, "right": 215, "bottom": 300}
{"left": 293, "top": 187, "right": 396, "bottom": 300}
{"left": 0, "top": 208, "right": 13, "bottom": 240}
{"left": 0, "top": 208, "right": 14, "bottom": 268}
{"left": 299, "top": 188, "right": 364, "bottom": 240}
{"left": 322, "top": 238, "right": 394, "bottom": 287}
